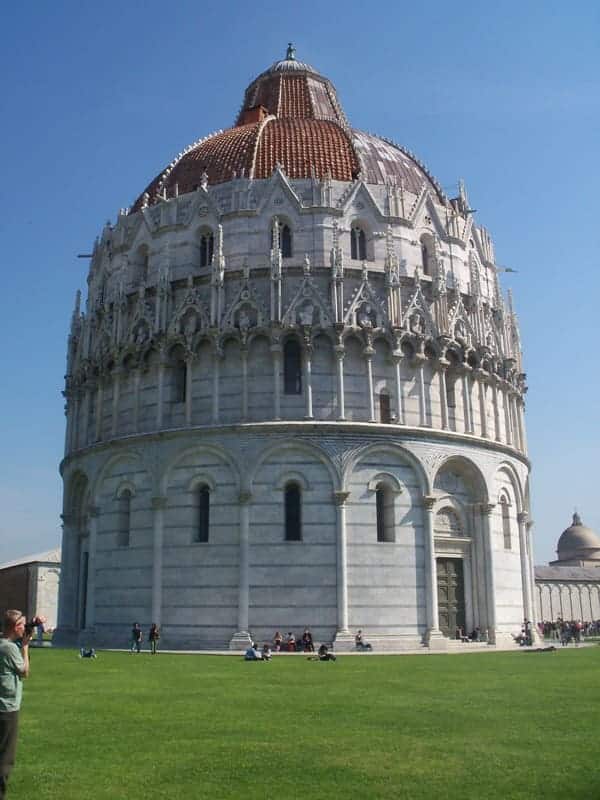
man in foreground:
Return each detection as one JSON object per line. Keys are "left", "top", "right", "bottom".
{"left": 0, "top": 611, "right": 31, "bottom": 798}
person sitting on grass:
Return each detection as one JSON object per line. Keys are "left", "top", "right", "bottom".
{"left": 244, "top": 643, "right": 263, "bottom": 661}
{"left": 273, "top": 631, "right": 283, "bottom": 651}
{"left": 317, "top": 643, "right": 336, "bottom": 662}
{"left": 355, "top": 630, "right": 373, "bottom": 651}
{"left": 261, "top": 644, "right": 272, "bottom": 661}
{"left": 79, "top": 647, "right": 96, "bottom": 659}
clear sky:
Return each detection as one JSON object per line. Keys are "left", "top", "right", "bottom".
{"left": 0, "top": 1, "right": 598, "bottom": 565}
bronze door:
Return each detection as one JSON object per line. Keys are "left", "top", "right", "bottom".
{"left": 437, "top": 558, "right": 465, "bottom": 637}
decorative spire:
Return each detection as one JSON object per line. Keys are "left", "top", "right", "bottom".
{"left": 286, "top": 42, "right": 296, "bottom": 61}
{"left": 572, "top": 511, "right": 582, "bottom": 526}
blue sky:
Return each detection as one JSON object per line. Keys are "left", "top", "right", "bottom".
{"left": 0, "top": 1, "right": 598, "bottom": 565}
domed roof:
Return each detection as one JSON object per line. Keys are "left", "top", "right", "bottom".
{"left": 131, "top": 47, "right": 445, "bottom": 212}
{"left": 557, "top": 513, "right": 600, "bottom": 557}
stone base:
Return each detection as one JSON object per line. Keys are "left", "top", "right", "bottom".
{"left": 333, "top": 629, "right": 355, "bottom": 651}
{"left": 229, "top": 631, "right": 252, "bottom": 650}
{"left": 488, "top": 630, "right": 517, "bottom": 647}
{"left": 424, "top": 628, "right": 448, "bottom": 650}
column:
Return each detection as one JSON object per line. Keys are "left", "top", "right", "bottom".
{"left": 393, "top": 355, "right": 404, "bottom": 425}
{"left": 365, "top": 353, "right": 375, "bottom": 422}
{"left": 422, "top": 496, "right": 444, "bottom": 646}
{"left": 461, "top": 368, "right": 473, "bottom": 434}
{"left": 230, "top": 491, "right": 252, "bottom": 649}
{"left": 271, "top": 346, "right": 281, "bottom": 420}
{"left": 517, "top": 511, "right": 537, "bottom": 642}
{"left": 480, "top": 503, "right": 497, "bottom": 642}
{"left": 81, "top": 386, "right": 91, "bottom": 447}
{"left": 510, "top": 395, "right": 520, "bottom": 449}
{"left": 95, "top": 381, "right": 104, "bottom": 441}
{"left": 491, "top": 381, "right": 501, "bottom": 442}
{"left": 156, "top": 357, "right": 166, "bottom": 429}
{"left": 333, "top": 491, "right": 351, "bottom": 642}
{"left": 517, "top": 400, "right": 528, "bottom": 454}
{"left": 438, "top": 361, "right": 449, "bottom": 430}
{"left": 502, "top": 386, "right": 513, "bottom": 446}
{"left": 111, "top": 368, "right": 122, "bottom": 437}
{"left": 476, "top": 372, "right": 488, "bottom": 437}
{"left": 416, "top": 357, "right": 426, "bottom": 426}
{"left": 151, "top": 496, "right": 167, "bottom": 626}
{"left": 526, "top": 520, "right": 539, "bottom": 629}
{"left": 84, "top": 505, "right": 100, "bottom": 631}
{"left": 212, "top": 347, "right": 221, "bottom": 424}
{"left": 241, "top": 347, "right": 248, "bottom": 421}
{"left": 133, "top": 369, "right": 142, "bottom": 433}
{"left": 335, "top": 347, "right": 345, "bottom": 420}
{"left": 304, "top": 346, "right": 313, "bottom": 419}
{"left": 57, "top": 514, "right": 77, "bottom": 635}
{"left": 63, "top": 398, "right": 71, "bottom": 455}
{"left": 185, "top": 355, "right": 193, "bottom": 426}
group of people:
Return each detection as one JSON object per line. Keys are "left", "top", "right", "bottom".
{"left": 272, "top": 629, "right": 315, "bottom": 652}
{"left": 245, "top": 628, "right": 373, "bottom": 661}
{"left": 541, "top": 619, "right": 587, "bottom": 646}
{"left": 130, "top": 622, "right": 160, "bottom": 654}
{"left": 455, "top": 626, "right": 487, "bottom": 643}
{"left": 245, "top": 641, "right": 337, "bottom": 662}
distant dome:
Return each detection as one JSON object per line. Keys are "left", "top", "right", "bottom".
{"left": 131, "top": 45, "right": 444, "bottom": 212}
{"left": 556, "top": 513, "right": 600, "bottom": 562}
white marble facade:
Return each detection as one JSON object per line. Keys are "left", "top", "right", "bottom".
{"left": 56, "top": 51, "right": 535, "bottom": 650}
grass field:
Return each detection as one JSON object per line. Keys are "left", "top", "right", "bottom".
{"left": 9, "top": 647, "right": 600, "bottom": 799}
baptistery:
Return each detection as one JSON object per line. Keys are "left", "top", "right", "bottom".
{"left": 56, "top": 46, "right": 536, "bottom": 650}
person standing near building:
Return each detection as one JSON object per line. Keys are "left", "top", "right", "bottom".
{"left": 0, "top": 610, "right": 31, "bottom": 798}
{"left": 148, "top": 624, "right": 160, "bottom": 655}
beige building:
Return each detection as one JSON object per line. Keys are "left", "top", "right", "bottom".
{"left": 56, "top": 47, "right": 536, "bottom": 651}
{"left": 0, "top": 549, "right": 61, "bottom": 629}
{"left": 535, "top": 514, "right": 600, "bottom": 621}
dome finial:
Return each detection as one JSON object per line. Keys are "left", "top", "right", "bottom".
{"left": 286, "top": 42, "right": 296, "bottom": 61}
{"left": 573, "top": 510, "right": 582, "bottom": 526}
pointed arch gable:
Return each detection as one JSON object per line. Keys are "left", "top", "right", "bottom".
{"left": 433, "top": 455, "right": 489, "bottom": 504}
{"left": 161, "top": 443, "right": 241, "bottom": 495}
{"left": 249, "top": 439, "right": 340, "bottom": 494}
{"left": 91, "top": 449, "right": 148, "bottom": 504}
{"left": 344, "top": 442, "right": 429, "bottom": 496}
{"left": 493, "top": 462, "right": 525, "bottom": 511}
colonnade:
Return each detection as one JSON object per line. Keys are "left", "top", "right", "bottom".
{"left": 537, "top": 581, "right": 600, "bottom": 622}
{"left": 65, "top": 341, "right": 526, "bottom": 456}
{"left": 60, "top": 487, "right": 537, "bottom": 648}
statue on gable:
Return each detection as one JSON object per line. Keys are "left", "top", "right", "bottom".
{"left": 358, "top": 303, "right": 374, "bottom": 329}
{"left": 298, "top": 303, "right": 314, "bottom": 327}
{"left": 410, "top": 312, "right": 424, "bottom": 335}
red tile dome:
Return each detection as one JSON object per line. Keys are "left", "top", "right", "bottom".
{"left": 131, "top": 47, "right": 444, "bottom": 212}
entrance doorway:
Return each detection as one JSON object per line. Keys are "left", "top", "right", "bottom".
{"left": 437, "top": 557, "right": 465, "bottom": 637}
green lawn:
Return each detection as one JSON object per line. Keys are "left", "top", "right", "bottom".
{"left": 10, "top": 647, "right": 600, "bottom": 799}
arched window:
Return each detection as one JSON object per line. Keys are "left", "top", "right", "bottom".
{"left": 173, "top": 359, "right": 187, "bottom": 403}
{"left": 350, "top": 226, "right": 367, "bottom": 260}
{"left": 420, "top": 234, "right": 432, "bottom": 276}
{"left": 500, "top": 495, "right": 511, "bottom": 549}
{"left": 376, "top": 484, "right": 395, "bottom": 542}
{"left": 280, "top": 224, "right": 292, "bottom": 258}
{"left": 118, "top": 490, "right": 132, "bottom": 547}
{"left": 139, "top": 247, "right": 149, "bottom": 284}
{"left": 379, "top": 391, "right": 391, "bottom": 424}
{"left": 283, "top": 339, "right": 302, "bottom": 395}
{"left": 200, "top": 232, "right": 214, "bottom": 267}
{"left": 195, "top": 485, "right": 210, "bottom": 543}
{"left": 446, "top": 376, "right": 456, "bottom": 409}
{"left": 285, "top": 483, "right": 302, "bottom": 541}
